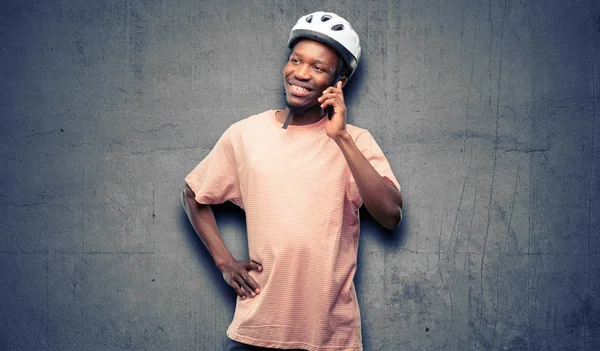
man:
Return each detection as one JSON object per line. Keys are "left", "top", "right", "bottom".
{"left": 182, "top": 11, "right": 403, "bottom": 351}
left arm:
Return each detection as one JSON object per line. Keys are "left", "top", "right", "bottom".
{"left": 334, "top": 133, "right": 403, "bottom": 229}
{"left": 319, "top": 82, "right": 403, "bottom": 229}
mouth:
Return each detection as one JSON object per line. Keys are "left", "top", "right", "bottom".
{"left": 287, "top": 80, "right": 314, "bottom": 97}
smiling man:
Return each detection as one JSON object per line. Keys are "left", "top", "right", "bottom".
{"left": 182, "top": 11, "right": 403, "bottom": 351}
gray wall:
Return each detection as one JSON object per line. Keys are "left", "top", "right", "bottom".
{"left": 1, "top": 0, "right": 598, "bottom": 350}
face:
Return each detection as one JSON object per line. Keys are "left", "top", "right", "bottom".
{"left": 283, "top": 39, "right": 340, "bottom": 111}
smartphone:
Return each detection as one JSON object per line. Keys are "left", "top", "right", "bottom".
{"left": 325, "top": 75, "right": 342, "bottom": 120}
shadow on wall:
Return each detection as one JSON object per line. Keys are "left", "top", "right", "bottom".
{"left": 177, "top": 202, "right": 245, "bottom": 308}
{"left": 354, "top": 204, "right": 408, "bottom": 290}
{"left": 358, "top": 205, "right": 407, "bottom": 248}
{"left": 342, "top": 55, "right": 363, "bottom": 106}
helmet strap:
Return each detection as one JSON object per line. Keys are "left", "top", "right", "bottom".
{"left": 282, "top": 109, "right": 293, "bottom": 129}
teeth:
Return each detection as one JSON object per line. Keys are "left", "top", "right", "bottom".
{"left": 293, "top": 85, "right": 309, "bottom": 93}
{"left": 288, "top": 81, "right": 310, "bottom": 93}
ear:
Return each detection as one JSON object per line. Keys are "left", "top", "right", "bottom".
{"left": 339, "top": 76, "right": 348, "bottom": 88}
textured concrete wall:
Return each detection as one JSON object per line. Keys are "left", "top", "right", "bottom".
{"left": 1, "top": 0, "right": 598, "bottom": 350}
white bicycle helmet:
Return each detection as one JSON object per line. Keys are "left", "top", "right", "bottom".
{"left": 287, "top": 11, "right": 361, "bottom": 80}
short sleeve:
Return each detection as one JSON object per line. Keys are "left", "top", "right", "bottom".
{"left": 346, "top": 131, "right": 401, "bottom": 207}
{"left": 184, "top": 126, "right": 243, "bottom": 208}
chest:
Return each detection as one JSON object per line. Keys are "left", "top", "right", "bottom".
{"left": 239, "top": 131, "right": 349, "bottom": 200}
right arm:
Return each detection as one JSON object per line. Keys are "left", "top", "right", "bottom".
{"left": 181, "top": 184, "right": 261, "bottom": 299}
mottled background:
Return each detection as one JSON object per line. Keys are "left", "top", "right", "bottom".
{"left": 1, "top": 0, "right": 598, "bottom": 350}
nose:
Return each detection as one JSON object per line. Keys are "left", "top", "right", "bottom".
{"left": 294, "top": 64, "right": 311, "bottom": 81}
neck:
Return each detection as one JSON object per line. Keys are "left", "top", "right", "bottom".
{"left": 279, "top": 104, "right": 324, "bottom": 126}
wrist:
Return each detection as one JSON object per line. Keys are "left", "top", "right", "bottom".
{"left": 332, "top": 130, "right": 351, "bottom": 144}
{"left": 215, "top": 255, "right": 234, "bottom": 271}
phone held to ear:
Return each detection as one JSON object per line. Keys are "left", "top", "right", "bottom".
{"left": 324, "top": 76, "right": 342, "bottom": 120}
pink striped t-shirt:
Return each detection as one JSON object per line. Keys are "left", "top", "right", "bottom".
{"left": 185, "top": 110, "right": 400, "bottom": 351}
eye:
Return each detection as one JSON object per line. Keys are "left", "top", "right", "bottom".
{"left": 314, "top": 66, "right": 324, "bottom": 72}
{"left": 290, "top": 57, "right": 300, "bottom": 64}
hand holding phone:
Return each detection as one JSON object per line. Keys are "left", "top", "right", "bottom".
{"left": 324, "top": 75, "right": 342, "bottom": 119}
{"left": 320, "top": 78, "right": 349, "bottom": 139}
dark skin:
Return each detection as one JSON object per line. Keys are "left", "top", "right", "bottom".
{"left": 181, "top": 187, "right": 262, "bottom": 300}
{"left": 182, "top": 39, "right": 403, "bottom": 300}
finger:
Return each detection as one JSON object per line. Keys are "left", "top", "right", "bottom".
{"left": 231, "top": 280, "right": 246, "bottom": 299}
{"left": 248, "top": 259, "right": 263, "bottom": 272}
{"left": 233, "top": 275, "right": 252, "bottom": 297}
{"left": 318, "top": 92, "right": 338, "bottom": 99}
{"left": 328, "top": 88, "right": 345, "bottom": 103}
{"left": 240, "top": 271, "right": 260, "bottom": 295}
{"left": 321, "top": 86, "right": 341, "bottom": 96}
{"left": 239, "top": 285, "right": 252, "bottom": 298}
{"left": 320, "top": 97, "right": 340, "bottom": 109}
{"left": 320, "top": 88, "right": 342, "bottom": 96}
{"left": 235, "top": 274, "right": 256, "bottom": 297}
{"left": 318, "top": 92, "right": 343, "bottom": 103}
{"left": 336, "top": 80, "right": 343, "bottom": 89}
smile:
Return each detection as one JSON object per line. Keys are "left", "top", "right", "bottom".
{"left": 293, "top": 85, "right": 310, "bottom": 93}
{"left": 287, "top": 81, "right": 314, "bottom": 97}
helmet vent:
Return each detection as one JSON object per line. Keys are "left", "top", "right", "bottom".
{"left": 305, "top": 15, "right": 313, "bottom": 23}
{"left": 331, "top": 24, "right": 344, "bottom": 31}
{"left": 321, "top": 15, "right": 332, "bottom": 22}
